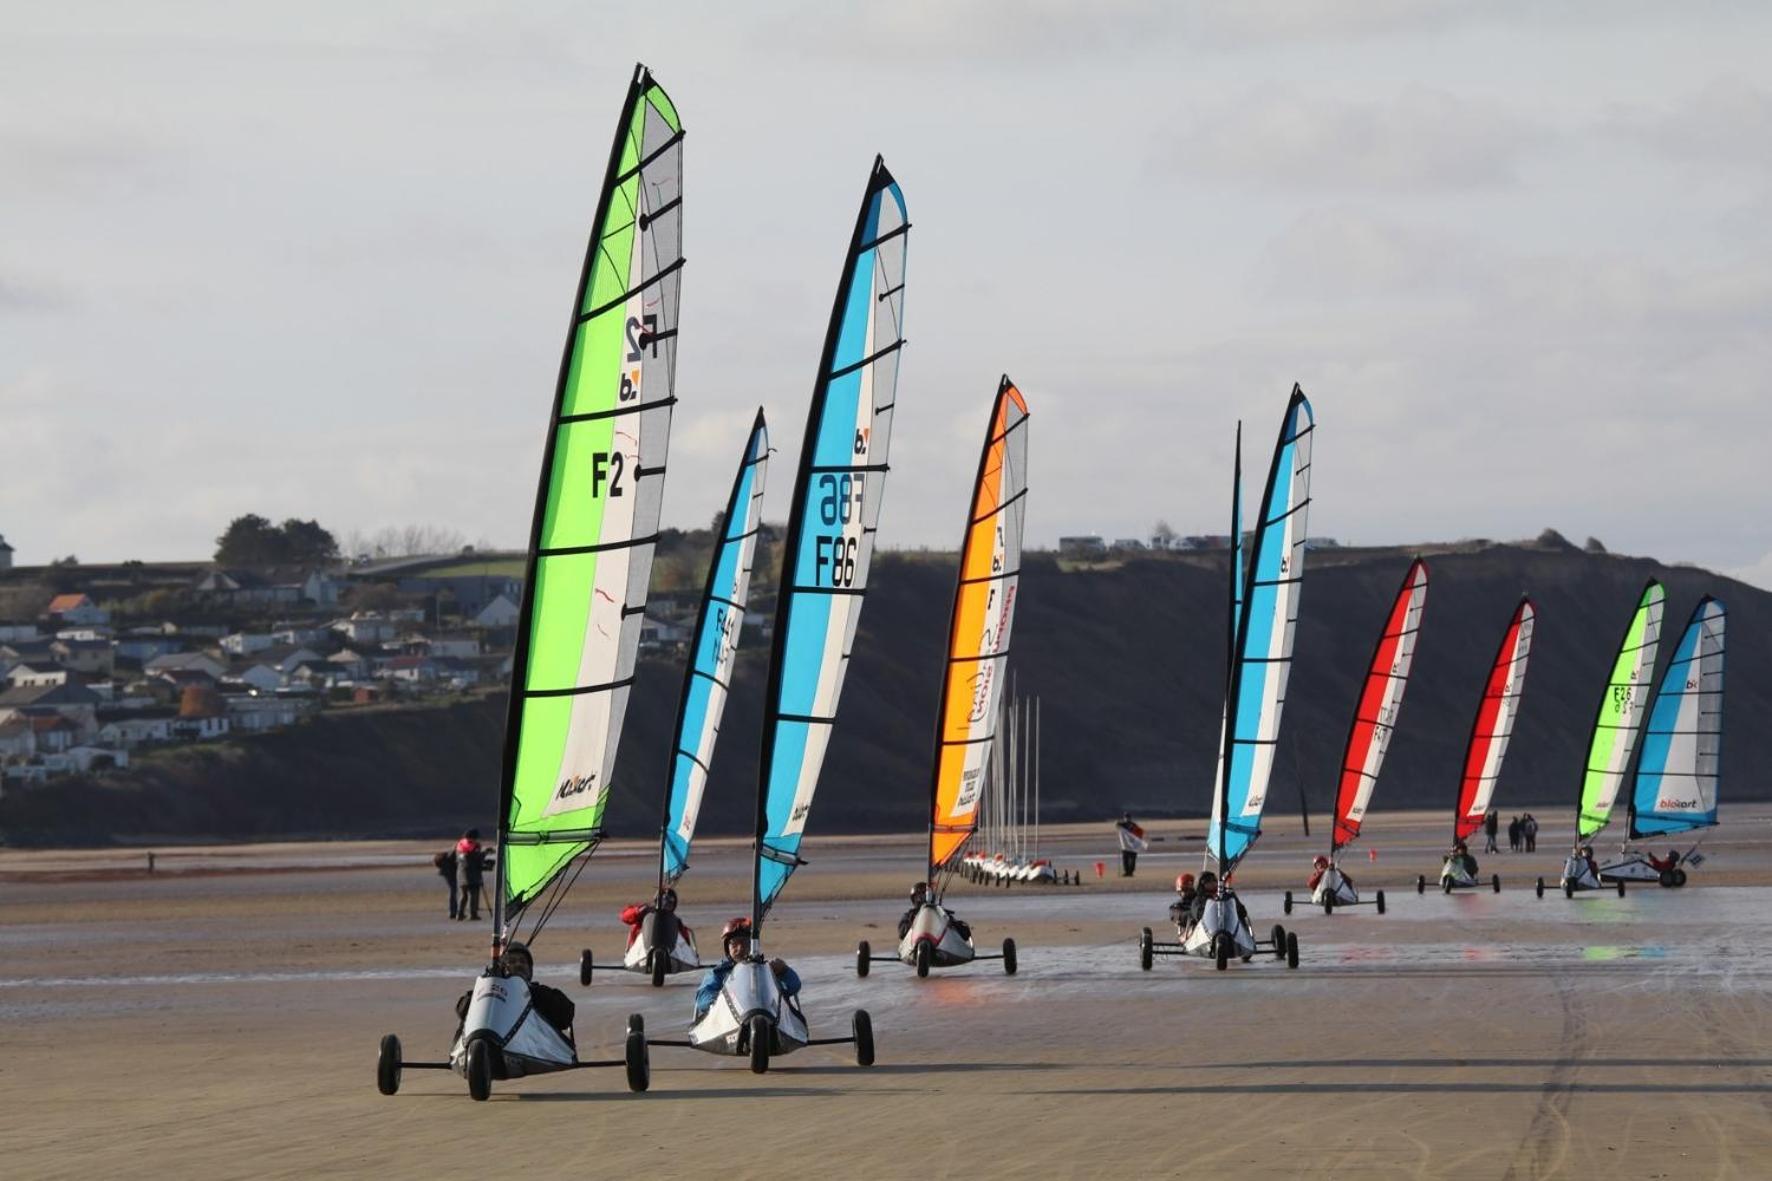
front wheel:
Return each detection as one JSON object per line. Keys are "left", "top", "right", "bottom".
{"left": 1002, "top": 938, "right": 1017, "bottom": 976}
{"left": 627, "top": 1012, "right": 645, "bottom": 1036}
{"left": 1563, "top": 878, "right": 1574, "bottom": 899}
{"left": 1138, "top": 928, "right": 1154, "bottom": 972}
{"left": 747, "top": 1015, "right": 771, "bottom": 1075}
{"left": 466, "top": 1040, "right": 493, "bottom": 1102}
{"left": 1616, "top": 879, "right": 1626, "bottom": 897}
{"left": 915, "top": 941, "right": 932, "bottom": 979}
{"left": 579, "top": 949, "right": 594, "bottom": 988}
{"left": 1323, "top": 891, "right": 1335, "bottom": 915}
{"left": 1285, "top": 931, "right": 1300, "bottom": 969}
{"left": 1214, "top": 934, "right": 1229, "bottom": 972}
{"left": 1673, "top": 868, "right": 1688, "bottom": 887}
{"left": 376, "top": 1033, "right": 402, "bottom": 1096}
{"left": 1417, "top": 875, "right": 1427, "bottom": 895}
{"left": 649, "top": 948, "right": 667, "bottom": 988}
{"left": 1375, "top": 890, "right": 1386, "bottom": 916}
{"left": 1491, "top": 874, "right": 1502, "bottom": 894}
{"left": 1536, "top": 877, "right": 1545, "bottom": 899}
{"left": 1270, "top": 924, "right": 1286, "bottom": 960}
{"left": 856, "top": 940, "right": 871, "bottom": 978}
{"left": 625, "top": 1030, "right": 650, "bottom": 1093}
{"left": 853, "top": 1010, "right": 875, "bottom": 1068}
{"left": 1283, "top": 891, "right": 1293, "bottom": 915}
{"left": 1441, "top": 877, "right": 1452, "bottom": 895}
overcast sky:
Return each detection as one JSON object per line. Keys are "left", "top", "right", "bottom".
{"left": 5, "top": 2, "right": 1771, "bottom": 585}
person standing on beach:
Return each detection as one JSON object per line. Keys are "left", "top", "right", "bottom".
{"left": 1116, "top": 813, "right": 1147, "bottom": 877}
{"left": 1522, "top": 813, "right": 1539, "bottom": 853}
{"left": 435, "top": 847, "right": 460, "bottom": 919}
{"left": 1508, "top": 816, "right": 1522, "bottom": 852}
{"left": 1483, "top": 810, "right": 1500, "bottom": 854}
{"left": 455, "top": 829, "right": 486, "bottom": 921}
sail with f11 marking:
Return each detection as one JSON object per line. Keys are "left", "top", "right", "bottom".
{"left": 1576, "top": 579, "right": 1664, "bottom": 841}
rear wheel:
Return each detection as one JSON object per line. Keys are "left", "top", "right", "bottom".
{"left": 376, "top": 1033, "right": 402, "bottom": 1096}
{"left": 466, "top": 1040, "right": 493, "bottom": 1102}
{"left": 747, "top": 1015, "right": 771, "bottom": 1075}
{"left": 1673, "top": 868, "right": 1688, "bottom": 887}
{"left": 1536, "top": 877, "right": 1545, "bottom": 899}
{"left": 1658, "top": 868, "right": 1676, "bottom": 888}
{"left": 1417, "top": 875, "right": 1427, "bottom": 894}
{"left": 1616, "top": 879, "right": 1626, "bottom": 897}
{"left": 1283, "top": 891, "right": 1293, "bottom": 915}
{"left": 1214, "top": 934, "right": 1229, "bottom": 972}
{"left": 579, "top": 949, "right": 594, "bottom": 988}
{"left": 1138, "top": 928, "right": 1154, "bottom": 972}
{"left": 853, "top": 1010, "right": 875, "bottom": 1068}
{"left": 915, "top": 941, "right": 932, "bottom": 979}
{"left": 1441, "top": 877, "right": 1452, "bottom": 895}
{"left": 1002, "top": 938, "right": 1017, "bottom": 976}
{"left": 1375, "top": 890, "right": 1387, "bottom": 916}
{"left": 1285, "top": 931, "right": 1300, "bottom": 969}
{"left": 856, "top": 940, "right": 871, "bottom": 978}
{"left": 1563, "top": 878, "right": 1574, "bottom": 899}
{"left": 1491, "top": 874, "right": 1502, "bottom": 894}
{"left": 624, "top": 1029, "right": 650, "bottom": 1093}
{"left": 1323, "top": 891, "right": 1335, "bottom": 915}
{"left": 626, "top": 1012, "right": 645, "bottom": 1036}
{"left": 1270, "top": 924, "right": 1286, "bottom": 960}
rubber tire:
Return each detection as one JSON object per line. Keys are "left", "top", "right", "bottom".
{"left": 1417, "top": 875, "right": 1427, "bottom": 894}
{"left": 856, "top": 940, "right": 871, "bottom": 978}
{"left": 914, "top": 941, "right": 932, "bottom": 979}
{"left": 1285, "top": 931, "right": 1300, "bottom": 969}
{"left": 376, "top": 1033, "right": 402, "bottom": 1096}
{"left": 1536, "top": 877, "right": 1545, "bottom": 899}
{"left": 1283, "top": 891, "right": 1293, "bottom": 915}
{"left": 1673, "top": 868, "right": 1688, "bottom": 887}
{"left": 625, "top": 1029, "right": 650, "bottom": 1093}
{"left": 1658, "top": 868, "right": 1676, "bottom": 888}
{"left": 747, "top": 1015, "right": 770, "bottom": 1075}
{"left": 1492, "top": 874, "right": 1502, "bottom": 894}
{"left": 853, "top": 1010, "right": 875, "bottom": 1068}
{"left": 579, "top": 949, "right": 593, "bottom": 988}
{"left": 1214, "top": 934, "right": 1229, "bottom": 972}
{"left": 649, "top": 947, "right": 667, "bottom": 988}
{"left": 1002, "top": 938, "right": 1017, "bottom": 976}
{"left": 1138, "top": 928, "right": 1154, "bottom": 972}
{"left": 627, "top": 1012, "right": 645, "bottom": 1036}
{"left": 1323, "top": 891, "right": 1335, "bottom": 915}
{"left": 466, "top": 1039, "right": 493, "bottom": 1102}
{"left": 1441, "top": 877, "right": 1452, "bottom": 895}
{"left": 1376, "top": 890, "right": 1387, "bottom": 916}
{"left": 1616, "top": 879, "right": 1626, "bottom": 897}
{"left": 1563, "top": 878, "right": 1574, "bottom": 899}
{"left": 1270, "top": 924, "right": 1286, "bottom": 960}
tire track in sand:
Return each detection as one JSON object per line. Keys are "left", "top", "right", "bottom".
{"left": 1501, "top": 972, "right": 1587, "bottom": 1181}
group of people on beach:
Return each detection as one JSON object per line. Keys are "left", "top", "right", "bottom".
{"left": 1478, "top": 809, "right": 1540, "bottom": 853}
{"left": 434, "top": 830, "right": 491, "bottom": 921}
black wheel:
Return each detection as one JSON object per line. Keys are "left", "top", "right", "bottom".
{"left": 1491, "top": 874, "right": 1502, "bottom": 894}
{"left": 1286, "top": 931, "right": 1300, "bottom": 969}
{"left": 1283, "top": 891, "right": 1293, "bottom": 915}
{"left": 1214, "top": 934, "right": 1229, "bottom": 972}
{"left": 1417, "top": 875, "right": 1426, "bottom": 894}
{"left": 1270, "top": 924, "right": 1286, "bottom": 960}
{"left": 627, "top": 1012, "right": 645, "bottom": 1036}
{"left": 625, "top": 1029, "right": 650, "bottom": 1093}
{"left": 1375, "top": 890, "right": 1386, "bottom": 916}
{"left": 466, "top": 1039, "right": 493, "bottom": 1102}
{"left": 649, "top": 948, "right": 667, "bottom": 988}
{"left": 1563, "top": 878, "right": 1574, "bottom": 899}
{"left": 1323, "top": 891, "right": 1335, "bottom": 915}
{"left": 853, "top": 1010, "right": 875, "bottom": 1067}
{"left": 747, "top": 1015, "right": 770, "bottom": 1075}
{"left": 1441, "top": 877, "right": 1452, "bottom": 895}
{"left": 1658, "top": 869, "right": 1676, "bottom": 888}
{"left": 1673, "top": 868, "right": 1688, "bottom": 887}
{"left": 1138, "top": 928, "right": 1153, "bottom": 971}
{"left": 856, "top": 940, "right": 871, "bottom": 978}
{"left": 376, "top": 1033, "right": 402, "bottom": 1096}
{"left": 914, "top": 941, "right": 932, "bottom": 979}
{"left": 579, "top": 949, "right": 593, "bottom": 988}
{"left": 1002, "top": 938, "right": 1017, "bottom": 976}
{"left": 1616, "top": 879, "right": 1626, "bottom": 897}
{"left": 1536, "top": 877, "right": 1545, "bottom": 899}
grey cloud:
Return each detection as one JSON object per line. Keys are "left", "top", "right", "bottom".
{"left": 1602, "top": 77, "right": 1772, "bottom": 170}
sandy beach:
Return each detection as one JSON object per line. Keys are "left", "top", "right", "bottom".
{"left": 3, "top": 808, "right": 1770, "bottom": 1179}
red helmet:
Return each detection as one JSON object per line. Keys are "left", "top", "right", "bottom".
{"left": 721, "top": 916, "right": 752, "bottom": 940}
{"left": 1313, "top": 855, "right": 1330, "bottom": 869}
{"left": 1174, "top": 872, "right": 1195, "bottom": 893}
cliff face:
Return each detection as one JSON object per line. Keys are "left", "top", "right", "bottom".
{"left": 4, "top": 545, "right": 1762, "bottom": 845}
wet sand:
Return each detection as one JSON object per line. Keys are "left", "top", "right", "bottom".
{"left": 3, "top": 808, "right": 1770, "bottom": 1179}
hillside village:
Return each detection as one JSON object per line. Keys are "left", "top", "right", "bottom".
{"left": 0, "top": 530, "right": 785, "bottom": 792}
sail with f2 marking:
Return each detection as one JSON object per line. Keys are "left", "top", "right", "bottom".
{"left": 659, "top": 412, "right": 769, "bottom": 886}
{"left": 1333, "top": 558, "right": 1429, "bottom": 851}
{"left": 1576, "top": 579, "right": 1664, "bottom": 840}
{"left": 928, "top": 377, "right": 1029, "bottom": 880}
{"left": 1631, "top": 596, "right": 1725, "bottom": 839}
{"left": 497, "top": 65, "right": 683, "bottom": 915}
{"left": 753, "top": 158, "right": 909, "bottom": 926}
{"left": 1454, "top": 597, "right": 1535, "bottom": 844}
{"left": 1207, "top": 386, "right": 1314, "bottom": 875}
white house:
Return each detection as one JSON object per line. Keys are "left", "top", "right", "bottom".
{"left": 51, "top": 638, "right": 114, "bottom": 676}
{"left": 146, "top": 651, "right": 227, "bottom": 680}
{"left": 8, "top": 663, "right": 68, "bottom": 689}
{"left": 226, "top": 696, "right": 305, "bottom": 732}
{"left": 221, "top": 632, "right": 277, "bottom": 657}
{"left": 97, "top": 714, "right": 176, "bottom": 748}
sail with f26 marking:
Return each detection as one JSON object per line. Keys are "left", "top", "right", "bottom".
{"left": 494, "top": 65, "right": 683, "bottom": 926}
{"left": 752, "top": 157, "right": 909, "bottom": 930}
{"left": 1630, "top": 596, "right": 1725, "bottom": 839}
{"left": 1207, "top": 386, "right": 1314, "bottom": 875}
{"left": 1332, "top": 558, "right": 1429, "bottom": 851}
{"left": 927, "top": 377, "right": 1029, "bottom": 881}
{"left": 1453, "top": 597, "right": 1535, "bottom": 844}
{"left": 657, "top": 411, "right": 769, "bottom": 888}
{"left": 1576, "top": 579, "right": 1664, "bottom": 840}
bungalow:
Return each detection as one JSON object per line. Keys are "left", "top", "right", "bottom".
{"left": 221, "top": 632, "right": 277, "bottom": 657}
{"left": 196, "top": 568, "right": 341, "bottom": 609}
{"left": 327, "top": 647, "right": 373, "bottom": 679}
{"left": 97, "top": 711, "right": 177, "bottom": 748}
{"left": 172, "top": 713, "right": 230, "bottom": 741}
{"left": 332, "top": 614, "right": 397, "bottom": 645}
{"left": 226, "top": 664, "right": 284, "bottom": 694}
{"left": 146, "top": 651, "right": 228, "bottom": 680}
{"left": 277, "top": 647, "right": 326, "bottom": 675}
{"left": 51, "top": 637, "right": 115, "bottom": 676}
{"left": 115, "top": 633, "right": 185, "bottom": 663}
{"left": 8, "top": 662, "right": 68, "bottom": 689}
{"left": 44, "top": 593, "right": 109, "bottom": 627}
{"left": 270, "top": 622, "right": 329, "bottom": 648}
{"left": 381, "top": 655, "right": 438, "bottom": 684}
{"left": 225, "top": 696, "right": 305, "bottom": 732}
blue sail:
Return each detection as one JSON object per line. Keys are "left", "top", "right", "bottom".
{"left": 1208, "top": 387, "right": 1314, "bottom": 874}
{"left": 1630, "top": 596, "right": 1725, "bottom": 839}
{"left": 659, "top": 411, "right": 769, "bottom": 885}
{"left": 753, "top": 158, "right": 909, "bottom": 926}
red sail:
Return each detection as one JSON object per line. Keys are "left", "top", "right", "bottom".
{"left": 1332, "top": 559, "right": 1429, "bottom": 850}
{"left": 1454, "top": 598, "right": 1536, "bottom": 843}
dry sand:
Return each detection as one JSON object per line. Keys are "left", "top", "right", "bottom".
{"left": 3, "top": 808, "right": 1770, "bottom": 1179}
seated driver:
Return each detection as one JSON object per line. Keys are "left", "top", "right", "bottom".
{"left": 693, "top": 919, "right": 801, "bottom": 1023}
{"left": 455, "top": 940, "right": 576, "bottom": 1044}
{"left": 620, "top": 886, "right": 693, "bottom": 950}
{"left": 1307, "top": 855, "right": 1331, "bottom": 892}
{"left": 1648, "top": 848, "right": 1681, "bottom": 873}
{"left": 1444, "top": 841, "right": 1479, "bottom": 878}
{"left": 896, "top": 881, "right": 970, "bottom": 941}
{"left": 1168, "top": 872, "right": 1197, "bottom": 928}
{"left": 1578, "top": 845, "right": 1600, "bottom": 881}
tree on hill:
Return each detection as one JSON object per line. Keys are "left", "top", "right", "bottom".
{"left": 215, "top": 515, "right": 339, "bottom": 567}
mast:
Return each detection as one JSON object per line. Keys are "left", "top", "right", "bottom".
{"left": 1214, "top": 423, "right": 1243, "bottom": 876}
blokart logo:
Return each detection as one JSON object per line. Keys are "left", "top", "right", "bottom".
{"left": 1659, "top": 797, "right": 1699, "bottom": 810}
{"left": 556, "top": 773, "right": 597, "bottom": 801}
{"left": 791, "top": 802, "right": 811, "bottom": 821}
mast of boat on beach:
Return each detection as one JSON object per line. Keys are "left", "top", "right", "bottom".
{"left": 926, "top": 377, "right": 1029, "bottom": 892}
{"left": 1330, "top": 558, "right": 1429, "bottom": 859}
{"left": 750, "top": 157, "right": 909, "bottom": 945}
{"left": 1629, "top": 596, "right": 1725, "bottom": 842}
{"left": 1452, "top": 597, "right": 1535, "bottom": 847}
{"left": 1207, "top": 387, "right": 1314, "bottom": 881}
{"left": 1575, "top": 579, "right": 1664, "bottom": 843}
{"left": 489, "top": 64, "right": 683, "bottom": 957}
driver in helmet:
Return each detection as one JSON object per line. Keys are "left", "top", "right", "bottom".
{"left": 896, "top": 881, "right": 972, "bottom": 942}
{"left": 693, "top": 918, "right": 801, "bottom": 1023}
{"left": 1444, "top": 841, "right": 1479, "bottom": 879}
{"left": 1578, "top": 844, "right": 1600, "bottom": 883}
{"left": 454, "top": 940, "right": 576, "bottom": 1044}
{"left": 1168, "top": 873, "right": 1197, "bottom": 927}
{"left": 1307, "top": 855, "right": 1331, "bottom": 892}
{"left": 620, "top": 886, "right": 694, "bottom": 950}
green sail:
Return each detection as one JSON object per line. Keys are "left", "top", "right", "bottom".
{"left": 498, "top": 65, "right": 683, "bottom": 913}
{"left": 1576, "top": 579, "right": 1664, "bottom": 840}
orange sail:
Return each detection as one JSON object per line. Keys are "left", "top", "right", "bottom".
{"left": 928, "top": 377, "right": 1030, "bottom": 878}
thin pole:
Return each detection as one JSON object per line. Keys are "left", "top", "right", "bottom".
{"left": 1034, "top": 696, "right": 1041, "bottom": 860}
